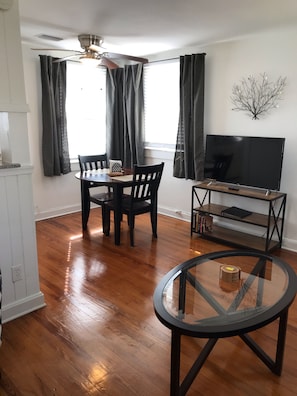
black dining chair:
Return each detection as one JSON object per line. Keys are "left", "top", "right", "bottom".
{"left": 78, "top": 154, "right": 113, "bottom": 230}
{"left": 105, "top": 162, "right": 164, "bottom": 246}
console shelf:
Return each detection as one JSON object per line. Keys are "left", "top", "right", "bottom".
{"left": 191, "top": 181, "right": 287, "bottom": 252}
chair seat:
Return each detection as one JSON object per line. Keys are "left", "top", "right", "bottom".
{"left": 121, "top": 197, "right": 151, "bottom": 214}
{"left": 90, "top": 192, "right": 114, "bottom": 205}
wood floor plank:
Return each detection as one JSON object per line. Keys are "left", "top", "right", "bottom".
{"left": 0, "top": 209, "right": 296, "bottom": 395}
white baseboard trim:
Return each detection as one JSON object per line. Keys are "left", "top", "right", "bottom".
{"left": 34, "top": 205, "right": 297, "bottom": 253}
{"left": 2, "top": 292, "right": 46, "bottom": 323}
{"left": 282, "top": 237, "right": 297, "bottom": 253}
{"left": 159, "top": 207, "right": 191, "bottom": 222}
{"left": 35, "top": 203, "right": 191, "bottom": 223}
{"left": 35, "top": 204, "right": 81, "bottom": 221}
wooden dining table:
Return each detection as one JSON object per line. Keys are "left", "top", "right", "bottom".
{"left": 75, "top": 169, "right": 134, "bottom": 245}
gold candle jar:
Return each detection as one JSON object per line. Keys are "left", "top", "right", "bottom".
{"left": 219, "top": 265, "right": 241, "bottom": 291}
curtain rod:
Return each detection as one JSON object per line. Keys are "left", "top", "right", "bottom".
{"left": 147, "top": 53, "right": 206, "bottom": 64}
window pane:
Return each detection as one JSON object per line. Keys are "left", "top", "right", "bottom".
{"left": 144, "top": 60, "right": 179, "bottom": 147}
{"left": 66, "top": 63, "right": 106, "bottom": 159}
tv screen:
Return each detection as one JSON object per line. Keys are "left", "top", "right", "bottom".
{"left": 204, "top": 135, "right": 285, "bottom": 191}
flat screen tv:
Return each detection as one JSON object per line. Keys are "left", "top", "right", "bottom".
{"left": 204, "top": 135, "right": 285, "bottom": 191}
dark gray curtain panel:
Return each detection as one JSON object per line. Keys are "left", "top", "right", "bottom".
{"left": 106, "top": 68, "right": 125, "bottom": 162}
{"left": 39, "top": 55, "right": 71, "bottom": 176}
{"left": 173, "top": 53, "right": 205, "bottom": 180}
{"left": 106, "top": 64, "right": 145, "bottom": 169}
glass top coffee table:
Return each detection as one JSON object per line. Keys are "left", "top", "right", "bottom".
{"left": 153, "top": 250, "right": 297, "bottom": 396}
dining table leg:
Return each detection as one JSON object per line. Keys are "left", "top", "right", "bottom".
{"left": 80, "top": 180, "right": 90, "bottom": 230}
{"left": 113, "top": 184, "right": 122, "bottom": 245}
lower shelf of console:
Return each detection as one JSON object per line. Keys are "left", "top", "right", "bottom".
{"left": 194, "top": 224, "right": 280, "bottom": 252}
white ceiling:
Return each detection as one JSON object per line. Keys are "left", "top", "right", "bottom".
{"left": 19, "top": 0, "right": 297, "bottom": 58}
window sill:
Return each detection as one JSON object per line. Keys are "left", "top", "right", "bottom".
{"left": 144, "top": 142, "right": 175, "bottom": 151}
{"left": 144, "top": 146, "right": 175, "bottom": 161}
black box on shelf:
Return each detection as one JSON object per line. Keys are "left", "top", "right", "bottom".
{"left": 221, "top": 206, "right": 252, "bottom": 219}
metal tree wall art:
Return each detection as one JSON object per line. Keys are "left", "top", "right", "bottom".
{"left": 231, "top": 73, "right": 286, "bottom": 120}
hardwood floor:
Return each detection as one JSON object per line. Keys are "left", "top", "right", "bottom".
{"left": 0, "top": 209, "right": 296, "bottom": 395}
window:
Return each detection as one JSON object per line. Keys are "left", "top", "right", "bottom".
{"left": 66, "top": 62, "right": 106, "bottom": 160}
{"left": 66, "top": 59, "right": 180, "bottom": 159}
{"left": 144, "top": 59, "right": 179, "bottom": 149}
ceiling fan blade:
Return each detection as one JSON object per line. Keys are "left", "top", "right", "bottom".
{"left": 31, "top": 48, "right": 80, "bottom": 52}
{"left": 53, "top": 54, "right": 82, "bottom": 62}
{"left": 99, "top": 57, "right": 119, "bottom": 69}
{"left": 89, "top": 44, "right": 105, "bottom": 53}
{"left": 104, "top": 52, "right": 148, "bottom": 64}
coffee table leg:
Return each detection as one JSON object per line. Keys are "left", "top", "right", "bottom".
{"left": 170, "top": 330, "right": 181, "bottom": 396}
{"left": 170, "top": 331, "right": 218, "bottom": 396}
{"left": 240, "top": 308, "right": 289, "bottom": 375}
{"left": 274, "top": 308, "right": 289, "bottom": 375}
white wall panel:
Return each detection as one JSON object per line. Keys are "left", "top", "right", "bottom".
{"left": 0, "top": 167, "right": 45, "bottom": 322}
{"left": 0, "top": 1, "right": 44, "bottom": 322}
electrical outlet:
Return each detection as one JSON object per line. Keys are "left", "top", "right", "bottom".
{"left": 12, "top": 265, "right": 23, "bottom": 282}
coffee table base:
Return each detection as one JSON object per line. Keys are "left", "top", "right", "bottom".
{"left": 170, "top": 308, "right": 288, "bottom": 396}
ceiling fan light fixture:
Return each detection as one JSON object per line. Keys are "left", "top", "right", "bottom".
{"left": 79, "top": 52, "right": 100, "bottom": 66}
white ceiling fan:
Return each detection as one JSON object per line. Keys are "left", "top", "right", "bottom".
{"left": 33, "top": 34, "right": 148, "bottom": 69}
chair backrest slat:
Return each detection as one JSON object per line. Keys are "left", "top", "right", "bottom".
{"left": 131, "top": 163, "right": 164, "bottom": 203}
{"left": 78, "top": 154, "right": 108, "bottom": 172}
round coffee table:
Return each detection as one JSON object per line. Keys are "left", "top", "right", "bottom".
{"left": 153, "top": 250, "right": 297, "bottom": 396}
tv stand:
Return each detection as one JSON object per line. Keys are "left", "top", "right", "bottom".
{"left": 191, "top": 181, "right": 287, "bottom": 252}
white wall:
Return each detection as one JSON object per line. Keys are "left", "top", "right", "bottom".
{"left": 22, "top": 45, "right": 82, "bottom": 219}
{"left": 0, "top": 0, "right": 44, "bottom": 323}
{"left": 23, "top": 25, "right": 297, "bottom": 251}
